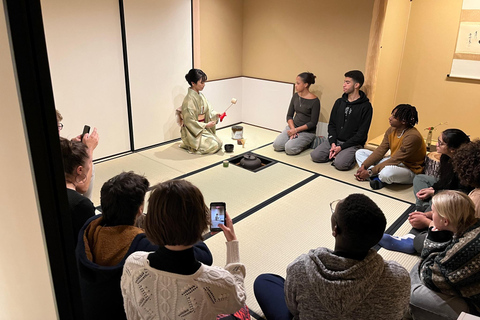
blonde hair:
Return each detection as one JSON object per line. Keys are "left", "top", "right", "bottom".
{"left": 56, "top": 109, "right": 63, "bottom": 122}
{"left": 432, "top": 190, "right": 476, "bottom": 236}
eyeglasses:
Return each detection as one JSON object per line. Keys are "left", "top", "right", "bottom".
{"left": 330, "top": 199, "right": 341, "bottom": 215}
{"left": 58, "top": 123, "right": 64, "bottom": 130}
{"left": 437, "top": 139, "right": 446, "bottom": 147}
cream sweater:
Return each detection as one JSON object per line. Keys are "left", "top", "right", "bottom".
{"left": 121, "top": 241, "right": 246, "bottom": 320}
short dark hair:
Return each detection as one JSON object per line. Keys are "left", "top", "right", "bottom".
{"left": 453, "top": 140, "right": 480, "bottom": 188}
{"left": 145, "top": 179, "right": 210, "bottom": 246}
{"left": 100, "top": 171, "right": 149, "bottom": 226}
{"left": 392, "top": 104, "right": 418, "bottom": 127}
{"left": 335, "top": 194, "right": 386, "bottom": 251}
{"left": 59, "top": 137, "right": 89, "bottom": 175}
{"left": 297, "top": 72, "right": 316, "bottom": 88}
{"left": 344, "top": 70, "right": 364, "bottom": 88}
{"left": 442, "top": 129, "right": 470, "bottom": 150}
{"left": 185, "top": 68, "right": 207, "bottom": 86}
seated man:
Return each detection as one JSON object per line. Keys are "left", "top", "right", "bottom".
{"left": 76, "top": 171, "right": 213, "bottom": 320}
{"left": 355, "top": 104, "right": 426, "bottom": 190}
{"left": 253, "top": 194, "right": 410, "bottom": 320}
{"left": 310, "top": 70, "right": 373, "bottom": 170}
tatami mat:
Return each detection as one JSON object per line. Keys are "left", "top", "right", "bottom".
{"left": 90, "top": 124, "right": 418, "bottom": 319}
{"left": 378, "top": 219, "right": 420, "bottom": 272}
{"left": 183, "top": 162, "right": 314, "bottom": 220}
{"left": 91, "top": 153, "right": 183, "bottom": 205}
{"left": 91, "top": 123, "right": 279, "bottom": 205}
{"left": 254, "top": 144, "right": 416, "bottom": 204}
{"left": 204, "top": 176, "right": 412, "bottom": 318}
{"left": 136, "top": 123, "right": 279, "bottom": 176}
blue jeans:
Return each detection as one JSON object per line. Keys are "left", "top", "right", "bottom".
{"left": 253, "top": 274, "right": 293, "bottom": 320}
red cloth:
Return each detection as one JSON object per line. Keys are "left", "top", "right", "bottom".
{"left": 217, "top": 305, "right": 250, "bottom": 319}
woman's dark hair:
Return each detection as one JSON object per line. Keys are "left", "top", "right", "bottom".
{"left": 145, "top": 179, "right": 210, "bottom": 246}
{"left": 434, "top": 129, "right": 470, "bottom": 190}
{"left": 185, "top": 69, "right": 207, "bottom": 86}
{"left": 100, "top": 171, "right": 150, "bottom": 226}
{"left": 297, "top": 72, "right": 316, "bottom": 88}
{"left": 442, "top": 129, "right": 470, "bottom": 150}
{"left": 392, "top": 104, "right": 418, "bottom": 127}
{"left": 453, "top": 140, "right": 480, "bottom": 188}
{"left": 59, "top": 137, "right": 89, "bottom": 175}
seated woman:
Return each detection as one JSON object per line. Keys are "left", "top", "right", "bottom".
{"left": 57, "top": 109, "right": 99, "bottom": 201}
{"left": 380, "top": 129, "right": 471, "bottom": 253}
{"left": 413, "top": 129, "right": 471, "bottom": 213}
{"left": 453, "top": 139, "right": 480, "bottom": 217}
{"left": 121, "top": 179, "right": 247, "bottom": 320}
{"left": 409, "top": 190, "right": 480, "bottom": 320}
{"left": 180, "top": 68, "right": 222, "bottom": 154}
{"left": 60, "top": 137, "right": 95, "bottom": 246}
{"left": 273, "top": 72, "right": 320, "bottom": 155}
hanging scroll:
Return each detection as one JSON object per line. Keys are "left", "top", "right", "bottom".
{"left": 449, "top": 0, "right": 480, "bottom": 80}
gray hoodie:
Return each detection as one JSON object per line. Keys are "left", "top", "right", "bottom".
{"left": 285, "top": 247, "right": 410, "bottom": 320}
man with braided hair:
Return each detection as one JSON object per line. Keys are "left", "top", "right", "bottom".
{"left": 355, "top": 104, "right": 426, "bottom": 189}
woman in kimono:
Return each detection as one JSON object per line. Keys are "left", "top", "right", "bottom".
{"left": 180, "top": 69, "right": 222, "bottom": 154}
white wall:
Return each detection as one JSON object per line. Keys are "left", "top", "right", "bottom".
{"left": 0, "top": 2, "right": 58, "bottom": 319}
{"left": 41, "top": 0, "right": 130, "bottom": 159}
{"left": 124, "top": 0, "right": 192, "bottom": 149}
{"left": 202, "top": 77, "right": 244, "bottom": 128}
{"left": 41, "top": 0, "right": 193, "bottom": 156}
{"left": 241, "top": 77, "right": 294, "bottom": 132}
{"left": 204, "top": 77, "right": 329, "bottom": 136}
{"left": 204, "top": 77, "right": 296, "bottom": 131}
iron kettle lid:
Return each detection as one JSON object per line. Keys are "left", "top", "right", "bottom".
{"left": 242, "top": 153, "right": 258, "bottom": 160}
{"left": 240, "top": 153, "right": 262, "bottom": 169}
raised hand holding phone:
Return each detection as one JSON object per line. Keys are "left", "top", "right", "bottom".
{"left": 219, "top": 211, "right": 236, "bottom": 242}
{"left": 80, "top": 125, "right": 90, "bottom": 141}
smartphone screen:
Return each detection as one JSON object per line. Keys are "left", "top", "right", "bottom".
{"left": 81, "top": 125, "right": 90, "bottom": 141}
{"left": 210, "top": 202, "right": 226, "bottom": 232}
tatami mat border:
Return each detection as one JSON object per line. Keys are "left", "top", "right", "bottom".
{"left": 249, "top": 309, "right": 263, "bottom": 320}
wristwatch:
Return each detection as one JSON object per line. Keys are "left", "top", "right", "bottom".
{"left": 367, "top": 169, "right": 373, "bottom": 177}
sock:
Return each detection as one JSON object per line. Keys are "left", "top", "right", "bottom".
{"left": 379, "top": 233, "right": 416, "bottom": 254}
{"left": 370, "top": 176, "right": 385, "bottom": 190}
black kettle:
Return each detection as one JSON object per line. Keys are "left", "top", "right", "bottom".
{"left": 239, "top": 153, "right": 262, "bottom": 170}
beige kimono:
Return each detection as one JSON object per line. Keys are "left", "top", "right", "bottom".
{"left": 180, "top": 88, "right": 222, "bottom": 154}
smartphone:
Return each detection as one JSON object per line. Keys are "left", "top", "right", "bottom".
{"left": 210, "top": 202, "right": 226, "bottom": 232}
{"left": 80, "top": 125, "right": 90, "bottom": 141}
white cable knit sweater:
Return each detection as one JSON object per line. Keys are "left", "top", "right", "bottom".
{"left": 121, "top": 241, "right": 246, "bottom": 320}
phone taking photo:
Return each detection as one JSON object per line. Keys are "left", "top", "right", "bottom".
{"left": 81, "top": 125, "right": 90, "bottom": 141}
{"left": 210, "top": 202, "right": 226, "bottom": 232}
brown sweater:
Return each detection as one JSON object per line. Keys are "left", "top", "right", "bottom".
{"left": 363, "top": 126, "right": 426, "bottom": 176}
{"left": 83, "top": 216, "right": 144, "bottom": 266}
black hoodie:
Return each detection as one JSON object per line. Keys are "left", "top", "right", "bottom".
{"left": 327, "top": 91, "right": 373, "bottom": 150}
